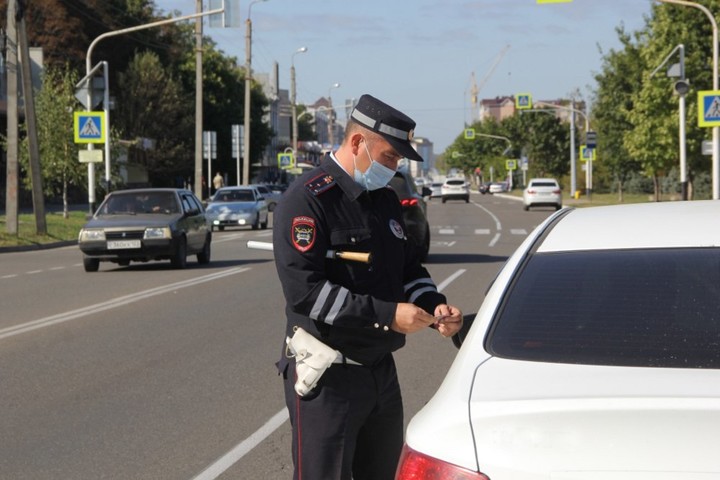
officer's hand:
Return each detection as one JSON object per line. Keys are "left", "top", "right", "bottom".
{"left": 433, "top": 304, "right": 463, "bottom": 338}
{"left": 391, "top": 303, "right": 436, "bottom": 334}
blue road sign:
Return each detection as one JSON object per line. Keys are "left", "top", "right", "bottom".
{"left": 698, "top": 91, "right": 720, "bottom": 127}
{"left": 74, "top": 112, "right": 105, "bottom": 143}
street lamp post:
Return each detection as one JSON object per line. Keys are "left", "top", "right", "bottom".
{"left": 651, "top": 43, "right": 689, "bottom": 200}
{"left": 291, "top": 46, "right": 308, "bottom": 158}
{"left": 328, "top": 82, "right": 340, "bottom": 149}
{"left": 656, "top": 0, "right": 719, "bottom": 199}
{"left": 535, "top": 100, "right": 591, "bottom": 198}
{"left": 243, "top": 0, "right": 268, "bottom": 186}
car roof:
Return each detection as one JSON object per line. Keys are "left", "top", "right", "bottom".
{"left": 528, "top": 177, "right": 558, "bottom": 183}
{"left": 538, "top": 201, "right": 720, "bottom": 253}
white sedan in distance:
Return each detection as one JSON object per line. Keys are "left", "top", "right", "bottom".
{"left": 523, "top": 177, "right": 562, "bottom": 211}
{"left": 396, "top": 200, "right": 720, "bottom": 480}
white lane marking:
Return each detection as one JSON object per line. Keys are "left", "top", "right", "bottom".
{"left": 191, "top": 269, "right": 467, "bottom": 480}
{"left": 474, "top": 229, "right": 490, "bottom": 235}
{"left": 2, "top": 274, "right": 18, "bottom": 279}
{"left": 433, "top": 241, "right": 456, "bottom": 247}
{"left": 472, "top": 202, "right": 502, "bottom": 231}
{"left": 510, "top": 229, "right": 527, "bottom": 235}
{"left": 50, "top": 266, "right": 66, "bottom": 271}
{"left": 0, "top": 268, "right": 251, "bottom": 341}
{"left": 472, "top": 201, "right": 503, "bottom": 247}
{"left": 255, "top": 231, "right": 273, "bottom": 238}
{"left": 27, "top": 270, "right": 42, "bottom": 275}
{"left": 438, "top": 228, "right": 455, "bottom": 235}
{"left": 436, "top": 269, "right": 466, "bottom": 293}
{"left": 191, "top": 409, "right": 289, "bottom": 480}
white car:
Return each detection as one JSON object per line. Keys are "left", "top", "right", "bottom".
{"left": 523, "top": 177, "right": 562, "bottom": 211}
{"left": 488, "top": 181, "right": 508, "bottom": 194}
{"left": 441, "top": 178, "right": 470, "bottom": 203}
{"left": 205, "top": 186, "right": 269, "bottom": 231}
{"left": 397, "top": 201, "right": 720, "bottom": 479}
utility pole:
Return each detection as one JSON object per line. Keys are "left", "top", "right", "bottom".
{"left": 17, "top": 0, "right": 46, "bottom": 234}
{"left": 194, "top": 0, "right": 203, "bottom": 199}
{"left": 5, "top": 0, "right": 18, "bottom": 235}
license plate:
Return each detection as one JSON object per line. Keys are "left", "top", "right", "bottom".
{"left": 107, "top": 240, "right": 141, "bottom": 249}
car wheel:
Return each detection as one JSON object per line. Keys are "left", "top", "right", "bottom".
{"left": 556, "top": 204, "right": 562, "bottom": 211}
{"left": 442, "top": 198, "right": 446, "bottom": 204}
{"left": 465, "top": 196, "right": 469, "bottom": 203}
{"left": 171, "top": 236, "right": 188, "bottom": 269}
{"left": 523, "top": 204, "right": 530, "bottom": 211}
{"left": 83, "top": 257, "right": 100, "bottom": 272}
{"left": 218, "top": 225, "right": 225, "bottom": 231}
{"left": 252, "top": 214, "right": 260, "bottom": 230}
{"left": 118, "top": 259, "right": 130, "bottom": 266}
{"left": 197, "top": 234, "right": 211, "bottom": 264}
{"left": 261, "top": 215, "right": 268, "bottom": 229}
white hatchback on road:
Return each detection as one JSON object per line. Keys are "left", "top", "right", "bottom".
{"left": 397, "top": 201, "right": 720, "bottom": 480}
{"left": 522, "top": 177, "right": 562, "bottom": 211}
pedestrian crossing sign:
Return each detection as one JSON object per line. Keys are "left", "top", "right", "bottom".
{"left": 74, "top": 111, "right": 105, "bottom": 143}
{"left": 698, "top": 91, "right": 720, "bottom": 127}
{"left": 580, "top": 144, "right": 596, "bottom": 161}
{"left": 278, "top": 152, "right": 294, "bottom": 169}
{"left": 515, "top": 93, "right": 532, "bottom": 110}
{"left": 464, "top": 128, "right": 475, "bottom": 140}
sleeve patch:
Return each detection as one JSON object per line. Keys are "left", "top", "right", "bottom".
{"left": 305, "top": 174, "right": 336, "bottom": 196}
{"left": 292, "top": 216, "right": 316, "bottom": 252}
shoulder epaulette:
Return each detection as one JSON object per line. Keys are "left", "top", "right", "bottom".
{"left": 305, "top": 173, "right": 336, "bottom": 196}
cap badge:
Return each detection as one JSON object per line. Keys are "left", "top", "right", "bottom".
{"left": 407, "top": 129, "right": 414, "bottom": 141}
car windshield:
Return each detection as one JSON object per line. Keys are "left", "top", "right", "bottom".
{"left": 214, "top": 190, "right": 255, "bottom": 202}
{"left": 488, "top": 248, "right": 720, "bottom": 369}
{"left": 101, "top": 192, "right": 178, "bottom": 214}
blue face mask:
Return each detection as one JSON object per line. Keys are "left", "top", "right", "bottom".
{"left": 353, "top": 141, "right": 396, "bottom": 191}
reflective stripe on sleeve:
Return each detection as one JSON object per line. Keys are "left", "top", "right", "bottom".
{"left": 408, "top": 286, "right": 438, "bottom": 304}
{"left": 310, "top": 281, "right": 333, "bottom": 320}
{"left": 324, "top": 287, "right": 349, "bottom": 325}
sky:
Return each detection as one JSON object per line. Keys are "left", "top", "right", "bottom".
{"left": 153, "top": 0, "right": 654, "bottom": 154}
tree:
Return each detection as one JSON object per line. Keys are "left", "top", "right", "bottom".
{"left": 16, "top": 65, "right": 86, "bottom": 218}
{"left": 622, "top": 1, "right": 720, "bottom": 200}
{"left": 114, "top": 51, "right": 193, "bottom": 186}
{"left": 592, "top": 26, "right": 645, "bottom": 201}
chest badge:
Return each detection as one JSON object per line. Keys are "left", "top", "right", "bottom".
{"left": 389, "top": 219, "right": 405, "bottom": 239}
{"left": 292, "top": 216, "right": 316, "bottom": 252}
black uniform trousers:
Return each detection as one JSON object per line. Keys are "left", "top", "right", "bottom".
{"left": 283, "top": 354, "right": 404, "bottom": 480}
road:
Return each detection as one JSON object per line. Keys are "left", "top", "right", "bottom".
{"left": 0, "top": 192, "right": 557, "bottom": 479}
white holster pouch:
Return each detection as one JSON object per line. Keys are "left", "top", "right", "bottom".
{"left": 286, "top": 327, "right": 338, "bottom": 397}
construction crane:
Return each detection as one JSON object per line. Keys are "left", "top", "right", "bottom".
{"left": 469, "top": 44, "right": 511, "bottom": 123}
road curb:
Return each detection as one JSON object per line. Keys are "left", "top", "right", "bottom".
{"left": 0, "top": 240, "right": 77, "bottom": 254}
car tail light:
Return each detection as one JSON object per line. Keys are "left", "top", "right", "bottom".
{"left": 395, "top": 445, "right": 489, "bottom": 480}
{"left": 401, "top": 198, "right": 419, "bottom": 207}
{"left": 552, "top": 189, "right": 561, "bottom": 194}
{"left": 527, "top": 189, "right": 536, "bottom": 194}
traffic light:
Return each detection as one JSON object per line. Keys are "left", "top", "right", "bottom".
{"left": 674, "top": 79, "right": 690, "bottom": 96}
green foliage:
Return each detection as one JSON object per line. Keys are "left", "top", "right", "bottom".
{"left": 18, "top": 65, "right": 85, "bottom": 205}
{"left": 115, "top": 51, "right": 193, "bottom": 185}
{"left": 445, "top": 113, "right": 570, "bottom": 184}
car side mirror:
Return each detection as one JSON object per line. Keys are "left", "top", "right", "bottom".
{"left": 185, "top": 208, "right": 200, "bottom": 217}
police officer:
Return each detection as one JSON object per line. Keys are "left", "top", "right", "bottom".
{"left": 273, "top": 94, "right": 463, "bottom": 480}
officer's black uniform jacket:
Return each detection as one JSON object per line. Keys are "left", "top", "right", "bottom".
{"left": 273, "top": 156, "right": 446, "bottom": 367}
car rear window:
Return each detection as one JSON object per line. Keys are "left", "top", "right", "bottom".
{"left": 488, "top": 248, "right": 720, "bottom": 369}
{"left": 530, "top": 181, "right": 557, "bottom": 187}
{"left": 446, "top": 180, "right": 465, "bottom": 186}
